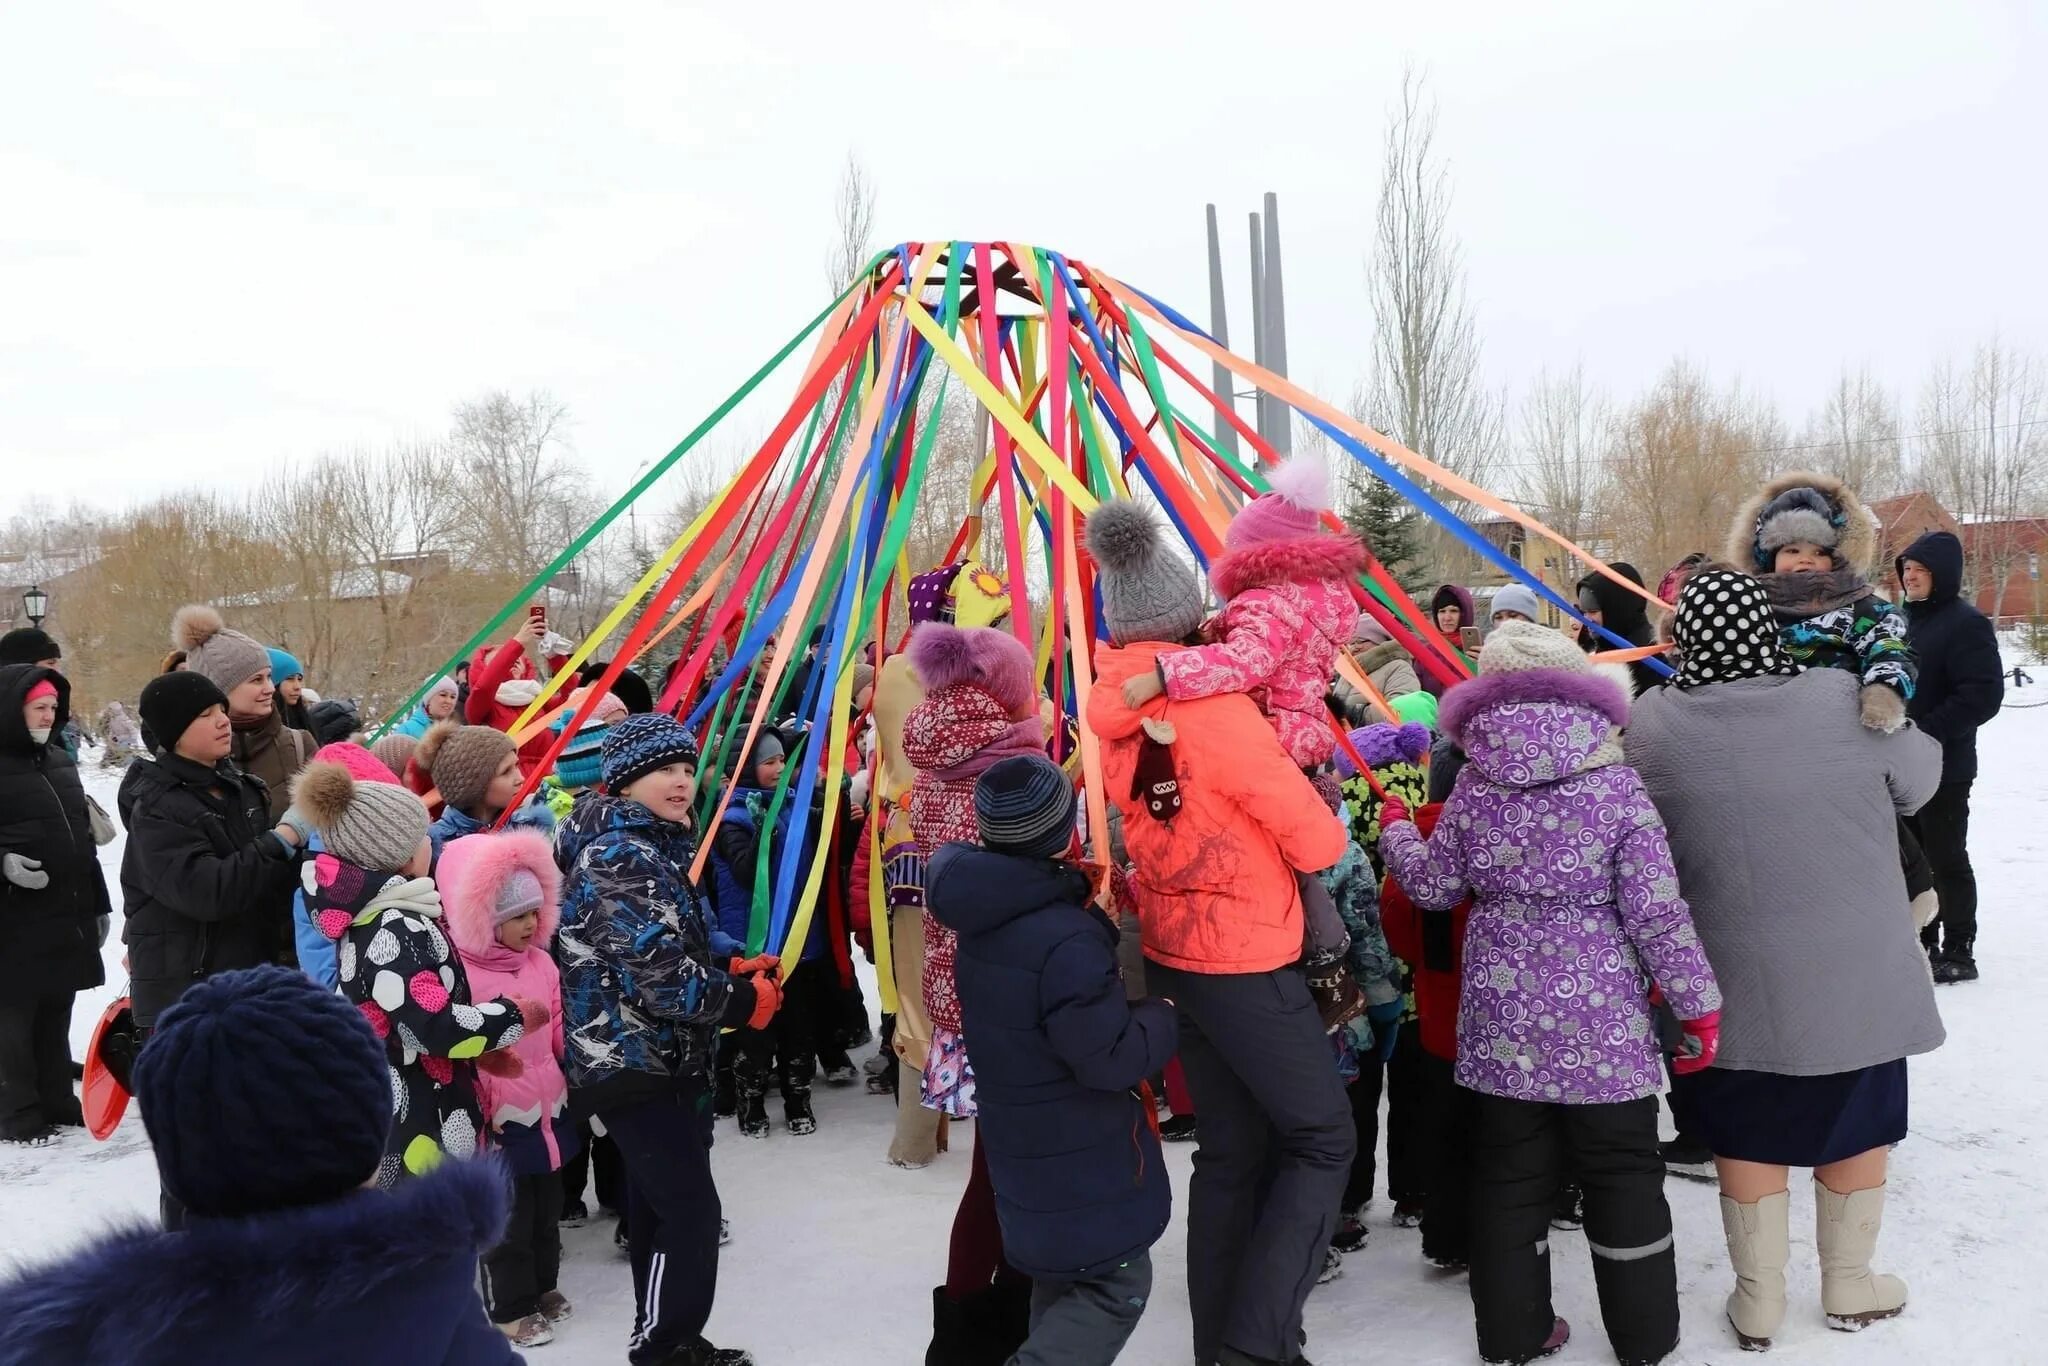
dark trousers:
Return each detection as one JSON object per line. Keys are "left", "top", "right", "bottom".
{"left": 1147, "top": 961, "right": 1355, "bottom": 1365}
{"left": 560, "top": 1123, "right": 627, "bottom": 1214}
{"left": 1417, "top": 1053, "right": 1474, "bottom": 1266}
{"left": 0, "top": 991, "right": 78, "bottom": 1138}
{"left": 1468, "top": 1093, "right": 1677, "bottom": 1366}
{"left": 1342, "top": 1026, "right": 1426, "bottom": 1212}
{"left": 1016, "top": 1252, "right": 1153, "bottom": 1366}
{"left": 482, "top": 1170, "right": 565, "bottom": 1323}
{"left": 735, "top": 961, "right": 850, "bottom": 1101}
{"left": 1909, "top": 780, "right": 1978, "bottom": 954}
{"left": 603, "top": 1082, "right": 722, "bottom": 1364}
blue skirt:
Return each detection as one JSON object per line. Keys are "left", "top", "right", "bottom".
{"left": 1688, "top": 1059, "right": 1908, "bottom": 1167}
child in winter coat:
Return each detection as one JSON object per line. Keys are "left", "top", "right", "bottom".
{"left": 1335, "top": 721, "right": 1433, "bottom": 878}
{"left": 288, "top": 741, "right": 410, "bottom": 990}
{"left": 925, "top": 754, "right": 1179, "bottom": 1366}
{"left": 554, "top": 714, "right": 775, "bottom": 1366}
{"left": 417, "top": 721, "right": 556, "bottom": 858}
{"left": 440, "top": 830, "right": 580, "bottom": 1349}
{"left": 1114, "top": 460, "right": 1367, "bottom": 1030}
{"left": 1379, "top": 621, "right": 1723, "bottom": 1366}
{"left": 293, "top": 761, "right": 545, "bottom": 1189}
{"left": 1728, "top": 472, "right": 1916, "bottom": 730}
{"left": 707, "top": 728, "right": 849, "bottom": 1138}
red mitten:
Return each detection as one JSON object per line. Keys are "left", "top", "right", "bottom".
{"left": 746, "top": 972, "right": 784, "bottom": 1030}
{"left": 513, "top": 998, "right": 552, "bottom": 1032}
{"left": 730, "top": 954, "right": 781, "bottom": 977}
{"left": 1673, "top": 1010, "right": 1721, "bottom": 1075}
{"left": 1380, "top": 795, "right": 1412, "bottom": 828}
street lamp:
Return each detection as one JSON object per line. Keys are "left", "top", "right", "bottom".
{"left": 22, "top": 584, "right": 48, "bottom": 628}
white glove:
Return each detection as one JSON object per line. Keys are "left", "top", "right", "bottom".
{"left": 3, "top": 854, "right": 49, "bottom": 890}
{"left": 278, "top": 805, "right": 314, "bottom": 844}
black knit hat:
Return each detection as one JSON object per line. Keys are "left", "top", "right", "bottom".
{"left": 135, "top": 965, "right": 390, "bottom": 1217}
{"left": 139, "top": 670, "right": 229, "bottom": 754}
{"left": 974, "top": 754, "right": 1077, "bottom": 861}
{"left": 601, "top": 713, "right": 701, "bottom": 794}
{"left": 0, "top": 627, "right": 58, "bottom": 666}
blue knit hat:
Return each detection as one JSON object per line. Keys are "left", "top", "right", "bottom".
{"left": 135, "top": 965, "right": 389, "bottom": 1218}
{"left": 601, "top": 713, "right": 700, "bottom": 793}
{"left": 556, "top": 722, "right": 610, "bottom": 789}
{"left": 974, "top": 754, "right": 1077, "bottom": 861}
{"left": 267, "top": 647, "right": 306, "bottom": 683}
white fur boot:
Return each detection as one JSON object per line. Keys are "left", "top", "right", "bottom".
{"left": 1721, "top": 1191, "right": 1790, "bottom": 1351}
{"left": 1815, "top": 1180, "right": 1907, "bottom": 1331}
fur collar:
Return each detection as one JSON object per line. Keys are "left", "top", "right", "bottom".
{"left": 1352, "top": 641, "right": 1412, "bottom": 675}
{"left": 1724, "top": 469, "right": 1878, "bottom": 575}
{"left": 1211, "top": 533, "right": 1366, "bottom": 600}
{"left": 0, "top": 1158, "right": 508, "bottom": 1364}
{"left": 1440, "top": 668, "right": 1630, "bottom": 747}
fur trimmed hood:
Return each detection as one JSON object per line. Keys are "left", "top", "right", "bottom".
{"left": 1725, "top": 470, "right": 1879, "bottom": 576}
{"left": 0, "top": 1158, "right": 511, "bottom": 1366}
{"left": 1211, "top": 531, "right": 1366, "bottom": 601}
{"left": 436, "top": 829, "right": 562, "bottom": 967}
{"left": 1440, "top": 667, "right": 1630, "bottom": 775}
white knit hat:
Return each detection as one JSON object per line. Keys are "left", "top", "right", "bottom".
{"left": 1476, "top": 620, "right": 1589, "bottom": 678}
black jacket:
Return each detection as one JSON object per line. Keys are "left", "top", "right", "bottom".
{"left": 926, "top": 845, "right": 1178, "bottom": 1281}
{"left": 1897, "top": 531, "right": 2004, "bottom": 785}
{"left": 117, "top": 752, "right": 299, "bottom": 1027}
{"left": 0, "top": 666, "right": 108, "bottom": 995}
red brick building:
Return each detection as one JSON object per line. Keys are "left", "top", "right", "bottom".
{"left": 1868, "top": 492, "right": 2045, "bottom": 624}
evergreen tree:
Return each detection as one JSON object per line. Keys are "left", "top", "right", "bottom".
{"left": 1346, "top": 474, "right": 1428, "bottom": 593}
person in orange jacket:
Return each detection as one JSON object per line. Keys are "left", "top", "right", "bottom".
{"left": 1084, "top": 498, "right": 1353, "bottom": 1366}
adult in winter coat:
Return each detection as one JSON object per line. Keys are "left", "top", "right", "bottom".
{"left": 466, "top": 615, "right": 571, "bottom": 772}
{"left": 1084, "top": 498, "right": 1354, "bottom": 1366}
{"left": 1574, "top": 561, "right": 1665, "bottom": 696}
{"left": 270, "top": 647, "right": 314, "bottom": 732}
{"left": 172, "top": 604, "right": 311, "bottom": 823}
{"left": 1380, "top": 620, "right": 1721, "bottom": 1366}
{"left": 1631, "top": 568, "right": 1943, "bottom": 1349}
{"left": 555, "top": 714, "right": 769, "bottom": 1366}
{"left": 0, "top": 666, "right": 108, "bottom": 1144}
{"left": 925, "top": 754, "right": 1179, "bottom": 1366}
{"left": 1422, "top": 583, "right": 1476, "bottom": 698}
{"left": 1896, "top": 529, "right": 2005, "bottom": 983}
{"left": 0, "top": 965, "right": 517, "bottom": 1366}
{"left": 1334, "top": 615, "right": 1425, "bottom": 727}
{"left": 119, "top": 671, "right": 304, "bottom": 1034}
{"left": 397, "top": 676, "right": 463, "bottom": 739}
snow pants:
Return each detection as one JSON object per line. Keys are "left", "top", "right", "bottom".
{"left": 1146, "top": 960, "right": 1354, "bottom": 1365}
{"left": 0, "top": 990, "right": 78, "bottom": 1138}
{"left": 1417, "top": 1052, "right": 1475, "bottom": 1267}
{"left": 603, "top": 1081, "right": 722, "bottom": 1365}
{"left": 1468, "top": 1092, "right": 1677, "bottom": 1366}
{"left": 1015, "top": 1252, "right": 1153, "bottom": 1366}
{"left": 1909, "top": 779, "right": 1978, "bottom": 954}
{"left": 482, "top": 1170, "right": 564, "bottom": 1323}
{"left": 1342, "top": 1024, "right": 1426, "bottom": 1213}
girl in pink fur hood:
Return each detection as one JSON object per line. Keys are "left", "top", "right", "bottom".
{"left": 1123, "top": 455, "right": 1365, "bottom": 770}
{"left": 437, "top": 829, "right": 580, "bottom": 1347}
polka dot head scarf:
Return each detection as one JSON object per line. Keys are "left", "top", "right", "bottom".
{"left": 1672, "top": 568, "right": 1795, "bottom": 690}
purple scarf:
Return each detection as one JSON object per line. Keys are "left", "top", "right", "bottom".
{"left": 930, "top": 718, "right": 1045, "bottom": 784}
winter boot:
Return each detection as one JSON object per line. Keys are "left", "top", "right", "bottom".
{"left": 497, "top": 1313, "right": 554, "bottom": 1347}
{"left": 655, "top": 1336, "right": 755, "bottom": 1365}
{"left": 1331, "top": 1209, "right": 1368, "bottom": 1253}
{"left": 1933, "top": 942, "right": 1979, "bottom": 984}
{"left": 1660, "top": 1134, "right": 1716, "bottom": 1182}
{"left": 925, "top": 1282, "right": 1024, "bottom": 1366}
{"left": 781, "top": 1052, "right": 818, "bottom": 1135}
{"left": 1303, "top": 951, "right": 1366, "bottom": 1035}
{"left": 537, "top": 1289, "right": 574, "bottom": 1323}
{"left": 1550, "top": 1183, "right": 1584, "bottom": 1232}
{"left": 1314, "top": 1244, "right": 1345, "bottom": 1285}
{"left": 713, "top": 1055, "right": 738, "bottom": 1119}
{"left": 1815, "top": 1181, "right": 1906, "bottom": 1331}
{"left": 1392, "top": 1199, "right": 1424, "bottom": 1228}
{"left": 734, "top": 1055, "right": 771, "bottom": 1138}
{"left": 1480, "top": 1316, "right": 1569, "bottom": 1366}
{"left": 1720, "top": 1191, "right": 1790, "bottom": 1351}
{"left": 1159, "top": 1113, "right": 1197, "bottom": 1142}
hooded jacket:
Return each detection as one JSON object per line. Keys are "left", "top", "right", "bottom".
{"left": 1630, "top": 669, "right": 1943, "bottom": 1075}
{"left": 439, "top": 831, "right": 578, "bottom": 1177}
{"left": 1155, "top": 533, "right": 1365, "bottom": 769}
{"left": 925, "top": 845, "right": 1177, "bottom": 1280}
{"left": 1423, "top": 584, "right": 1477, "bottom": 698}
{"left": 1380, "top": 667, "right": 1722, "bottom": 1103}
{"left": 117, "top": 753, "right": 298, "bottom": 1027}
{"left": 553, "top": 791, "right": 738, "bottom": 1111}
{"left": 1896, "top": 529, "right": 2004, "bottom": 784}
{"left": 308, "top": 855, "right": 527, "bottom": 1186}
{"left": 1575, "top": 563, "right": 1665, "bottom": 696}
{"left": 1087, "top": 642, "right": 1348, "bottom": 975}
{"left": 0, "top": 1157, "right": 516, "bottom": 1366}
{"left": 0, "top": 666, "right": 109, "bottom": 994}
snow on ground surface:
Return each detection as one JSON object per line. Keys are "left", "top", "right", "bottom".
{"left": 7, "top": 681, "right": 2048, "bottom": 1364}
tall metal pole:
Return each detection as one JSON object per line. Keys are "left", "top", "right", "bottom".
{"left": 1260, "top": 191, "right": 1292, "bottom": 455}
{"left": 1204, "top": 204, "right": 1239, "bottom": 456}
{"left": 1248, "top": 213, "right": 1269, "bottom": 450}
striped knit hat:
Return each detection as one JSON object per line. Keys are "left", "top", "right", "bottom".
{"left": 973, "top": 754, "right": 1076, "bottom": 861}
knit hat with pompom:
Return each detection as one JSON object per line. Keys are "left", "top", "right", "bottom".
{"left": 907, "top": 623, "right": 1036, "bottom": 717}
{"left": 1084, "top": 499, "right": 1207, "bottom": 647}
{"left": 416, "top": 722, "right": 517, "bottom": 814}
{"left": 292, "top": 760, "right": 429, "bottom": 872}
{"left": 171, "top": 604, "right": 274, "bottom": 698}
{"left": 136, "top": 965, "right": 390, "bottom": 1218}
{"left": 1226, "top": 456, "right": 1332, "bottom": 551}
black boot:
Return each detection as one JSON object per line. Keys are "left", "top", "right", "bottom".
{"left": 781, "top": 1051, "right": 818, "bottom": 1135}
{"left": 1934, "top": 942, "right": 1979, "bottom": 984}
{"left": 713, "top": 1056, "right": 738, "bottom": 1119}
{"left": 734, "top": 1055, "right": 770, "bottom": 1139}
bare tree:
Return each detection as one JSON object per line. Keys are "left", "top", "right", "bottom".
{"left": 1519, "top": 365, "right": 1611, "bottom": 561}
{"left": 447, "top": 390, "right": 594, "bottom": 578}
{"left": 1916, "top": 339, "right": 2048, "bottom": 616}
{"left": 1361, "top": 65, "right": 1505, "bottom": 560}
{"left": 1801, "top": 366, "right": 1905, "bottom": 501}
{"left": 826, "top": 152, "right": 879, "bottom": 294}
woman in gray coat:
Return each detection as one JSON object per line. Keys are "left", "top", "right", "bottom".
{"left": 1630, "top": 569, "right": 1943, "bottom": 1353}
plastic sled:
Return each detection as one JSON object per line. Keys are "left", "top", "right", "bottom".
{"left": 83, "top": 996, "right": 139, "bottom": 1141}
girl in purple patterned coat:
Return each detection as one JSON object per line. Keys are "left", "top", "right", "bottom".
{"left": 1380, "top": 621, "right": 1722, "bottom": 1366}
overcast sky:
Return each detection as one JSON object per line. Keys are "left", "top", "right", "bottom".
{"left": 3, "top": 1, "right": 2041, "bottom": 525}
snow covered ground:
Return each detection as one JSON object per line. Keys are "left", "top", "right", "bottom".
{"left": 7, "top": 683, "right": 2048, "bottom": 1364}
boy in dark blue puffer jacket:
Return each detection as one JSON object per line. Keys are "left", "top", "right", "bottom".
{"left": 926, "top": 754, "right": 1179, "bottom": 1366}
